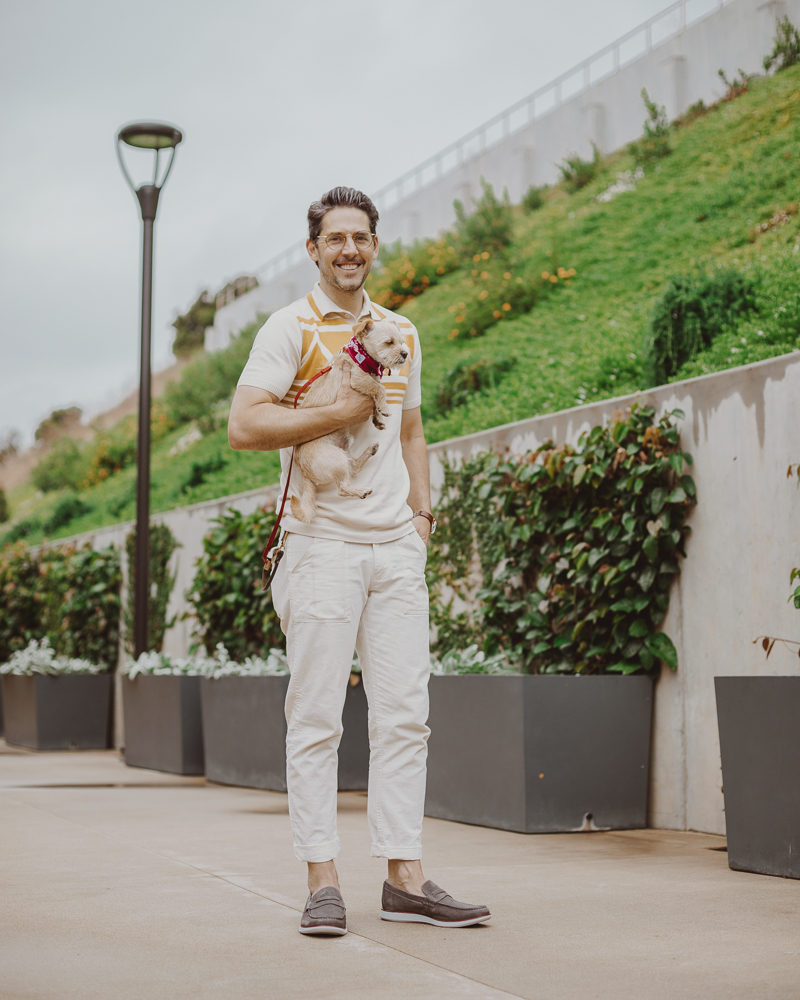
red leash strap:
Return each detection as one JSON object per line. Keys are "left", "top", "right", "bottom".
{"left": 260, "top": 365, "right": 332, "bottom": 590}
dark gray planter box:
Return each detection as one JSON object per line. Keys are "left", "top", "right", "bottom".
{"left": 715, "top": 676, "right": 800, "bottom": 880}
{"left": 425, "top": 674, "right": 653, "bottom": 833}
{"left": 1, "top": 673, "right": 113, "bottom": 750}
{"left": 122, "top": 675, "right": 204, "bottom": 775}
{"left": 200, "top": 675, "right": 369, "bottom": 791}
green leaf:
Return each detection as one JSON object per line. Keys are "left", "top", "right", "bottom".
{"left": 669, "top": 454, "right": 683, "bottom": 477}
{"left": 633, "top": 594, "right": 650, "bottom": 611}
{"left": 622, "top": 513, "right": 637, "bottom": 534}
{"left": 644, "top": 631, "right": 678, "bottom": 670}
{"left": 610, "top": 598, "right": 634, "bottom": 612}
{"left": 643, "top": 535, "right": 659, "bottom": 562}
{"left": 628, "top": 619, "right": 648, "bottom": 637}
{"left": 680, "top": 475, "right": 697, "bottom": 498}
{"left": 649, "top": 487, "right": 668, "bottom": 515}
{"left": 573, "top": 463, "right": 588, "bottom": 486}
{"left": 665, "top": 487, "right": 687, "bottom": 504}
{"left": 638, "top": 565, "right": 657, "bottom": 592}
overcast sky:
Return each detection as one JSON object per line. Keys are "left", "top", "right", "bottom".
{"left": 1, "top": 0, "right": 669, "bottom": 444}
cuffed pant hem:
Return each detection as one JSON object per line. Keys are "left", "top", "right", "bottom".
{"left": 371, "top": 844, "right": 423, "bottom": 860}
{"left": 294, "top": 838, "right": 340, "bottom": 863}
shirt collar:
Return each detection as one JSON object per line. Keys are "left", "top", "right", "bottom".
{"left": 311, "top": 282, "right": 380, "bottom": 322}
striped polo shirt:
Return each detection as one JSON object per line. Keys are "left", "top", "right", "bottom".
{"left": 237, "top": 281, "right": 423, "bottom": 543}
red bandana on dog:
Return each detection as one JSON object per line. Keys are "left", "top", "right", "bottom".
{"left": 343, "top": 335, "right": 388, "bottom": 378}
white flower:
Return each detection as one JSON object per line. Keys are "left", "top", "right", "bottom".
{"left": 122, "top": 644, "right": 289, "bottom": 680}
{"left": 0, "top": 638, "right": 103, "bottom": 676}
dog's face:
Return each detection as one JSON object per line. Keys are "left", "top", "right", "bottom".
{"left": 353, "top": 318, "right": 410, "bottom": 371}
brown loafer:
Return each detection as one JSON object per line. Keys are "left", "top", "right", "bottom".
{"left": 380, "top": 879, "right": 491, "bottom": 927}
{"left": 299, "top": 886, "right": 347, "bottom": 936}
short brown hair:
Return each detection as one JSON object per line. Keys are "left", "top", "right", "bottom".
{"left": 307, "top": 186, "right": 379, "bottom": 242}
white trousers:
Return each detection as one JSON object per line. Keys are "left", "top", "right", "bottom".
{"left": 271, "top": 531, "right": 431, "bottom": 862}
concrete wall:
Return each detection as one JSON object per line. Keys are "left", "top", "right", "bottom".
{"left": 63, "top": 351, "right": 800, "bottom": 835}
{"left": 207, "top": 0, "right": 796, "bottom": 348}
{"left": 427, "top": 351, "right": 800, "bottom": 837}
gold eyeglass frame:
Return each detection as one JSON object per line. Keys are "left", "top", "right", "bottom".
{"left": 315, "top": 230, "right": 377, "bottom": 251}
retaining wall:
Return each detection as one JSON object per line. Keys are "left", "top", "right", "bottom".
{"left": 59, "top": 352, "right": 800, "bottom": 836}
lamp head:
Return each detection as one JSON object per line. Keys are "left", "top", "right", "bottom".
{"left": 118, "top": 122, "right": 183, "bottom": 150}
{"left": 116, "top": 121, "right": 183, "bottom": 221}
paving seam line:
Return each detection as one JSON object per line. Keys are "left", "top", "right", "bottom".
{"left": 3, "top": 791, "right": 525, "bottom": 1000}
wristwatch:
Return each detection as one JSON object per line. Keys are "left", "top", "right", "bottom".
{"left": 413, "top": 510, "right": 437, "bottom": 534}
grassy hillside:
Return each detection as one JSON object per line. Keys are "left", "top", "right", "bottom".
{"left": 4, "top": 63, "right": 800, "bottom": 546}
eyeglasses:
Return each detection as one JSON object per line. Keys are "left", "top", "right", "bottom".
{"left": 316, "top": 230, "right": 376, "bottom": 251}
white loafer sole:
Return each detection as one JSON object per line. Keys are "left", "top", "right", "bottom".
{"left": 299, "top": 924, "right": 348, "bottom": 936}
{"left": 380, "top": 910, "right": 491, "bottom": 928}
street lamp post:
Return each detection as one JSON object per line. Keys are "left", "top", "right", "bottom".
{"left": 116, "top": 122, "right": 183, "bottom": 659}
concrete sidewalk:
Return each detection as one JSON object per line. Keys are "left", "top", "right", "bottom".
{"left": 1, "top": 742, "right": 798, "bottom": 1000}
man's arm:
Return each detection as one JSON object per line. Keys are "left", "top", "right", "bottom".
{"left": 228, "top": 363, "right": 374, "bottom": 451}
{"left": 400, "top": 406, "right": 432, "bottom": 544}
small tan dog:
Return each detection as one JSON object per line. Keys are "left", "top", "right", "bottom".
{"left": 290, "top": 317, "right": 410, "bottom": 523}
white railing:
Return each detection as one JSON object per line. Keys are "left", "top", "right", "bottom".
{"left": 250, "top": 0, "right": 729, "bottom": 289}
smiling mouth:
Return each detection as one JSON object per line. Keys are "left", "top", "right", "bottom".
{"left": 336, "top": 259, "right": 364, "bottom": 274}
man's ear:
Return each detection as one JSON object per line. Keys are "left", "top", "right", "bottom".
{"left": 306, "top": 237, "right": 319, "bottom": 265}
{"left": 353, "top": 318, "right": 373, "bottom": 339}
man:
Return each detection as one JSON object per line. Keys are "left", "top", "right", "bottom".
{"left": 229, "top": 186, "right": 490, "bottom": 935}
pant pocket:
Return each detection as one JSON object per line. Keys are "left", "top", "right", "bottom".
{"left": 398, "top": 532, "right": 429, "bottom": 617}
{"left": 287, "top": 535, "right": 351, "bottom": 622}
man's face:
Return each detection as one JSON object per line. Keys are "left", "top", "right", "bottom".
{"left": 307, "top": 206, "right": 379, "bottom": 295}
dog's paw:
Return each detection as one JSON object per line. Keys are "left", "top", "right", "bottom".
{"left": 357, "top": 489, "right": 373, "bottom": 499}
{"left": 369, "top": 443, "right": 379, "bottom": 456}
{"left": 372, "top": 418, "right": 386, "bottom": 430}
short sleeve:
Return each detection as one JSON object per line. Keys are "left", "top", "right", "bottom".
{"left": 237, "top": 309, "right": 302, "bottom": 400}
{"left": 402, "top": 325, "right": 422, "bottom": 410}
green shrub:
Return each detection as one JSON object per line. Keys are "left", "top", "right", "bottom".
{"left": 43, "top": 495, "right": 93, "bottom": 535}
{"left": 630, "top": 88, "right": 671, "bottom": 163}
{"left": 186, "top": 506, "right": 283, "bottom": 658}
{"left": 717, "top": 68, "right": 752, "bottom": 102}
{"left": 0, "top": 489, "right": 8, "bottom": 524}
{"left": 3, "top": 518, "right": 42, "bottom": 543}
{"left": 763, "top": 15, "right": 800, "bottom": 73}
{"left": 31, "top": 437, "right": 87, "bottom": 492}
{"left": 521, "top": 185, "right": 545, "bottom": 212}
{"left": 0, "top": 543, "right": 41, "bottom": 662}
{"left": 181, "top": 453, "right": 227, "bottom": 493}
{"left": 643, "top": 269, "right": 758, "bottom": 386}
{"left": 428, "top": 405, "right": 695, "bottom": 674}
{"left": 163, "top": 324, "right": 258, "bottom": 427}
{"left": 0, "top": 541, "right": 121, "bottom": 668}
{"left": 123, "top": 522, "right": 179, "bottom": 655}
{"left": 558, "top": 145, "right": 601, "bottom": 192}
{"left": 453, "top": 179, "right": 514, "bottom": 258}
{"left": 435, "top": 357, "right": 517, "bottom": 414}
{"left": 172, "top": 291, "right": 216, "bottom": 358}
{"left": 368, "top": 237, "right": 459, "bottom": 312}
{"left": 444, "top": 254, "right": 576, "bottom": 341}
{"left": 34, "top": 406, "right": 83, "bottom": 445}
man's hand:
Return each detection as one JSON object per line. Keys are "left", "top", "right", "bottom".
{"left": 412, "top": 515, "right": 431, "bottom": 546}
{"left": 332, "top": 361, "right": 374, "bottom": 425}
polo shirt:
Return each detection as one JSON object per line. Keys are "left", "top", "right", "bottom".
{"left": 237, "top": 281, "right": 422, "bottom": 543}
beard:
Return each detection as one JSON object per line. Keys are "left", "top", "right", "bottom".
{"left": 319, "top": 253, "right": 373, "bottom": 293}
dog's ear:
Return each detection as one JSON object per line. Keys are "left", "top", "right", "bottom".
{"left": 352, "top": 318, "right": 373, "bottom": 339}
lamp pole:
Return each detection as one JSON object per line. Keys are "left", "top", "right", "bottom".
{"left": 117, "top": 122, "right": 183, "bottom": 658}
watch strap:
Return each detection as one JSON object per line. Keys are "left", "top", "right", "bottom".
{"left": 413, "top": 510, "right": 437, "bottom": 534}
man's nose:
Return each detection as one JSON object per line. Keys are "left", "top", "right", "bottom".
{"left": 341, "top": 234, "right": 359, "bottom": 254}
